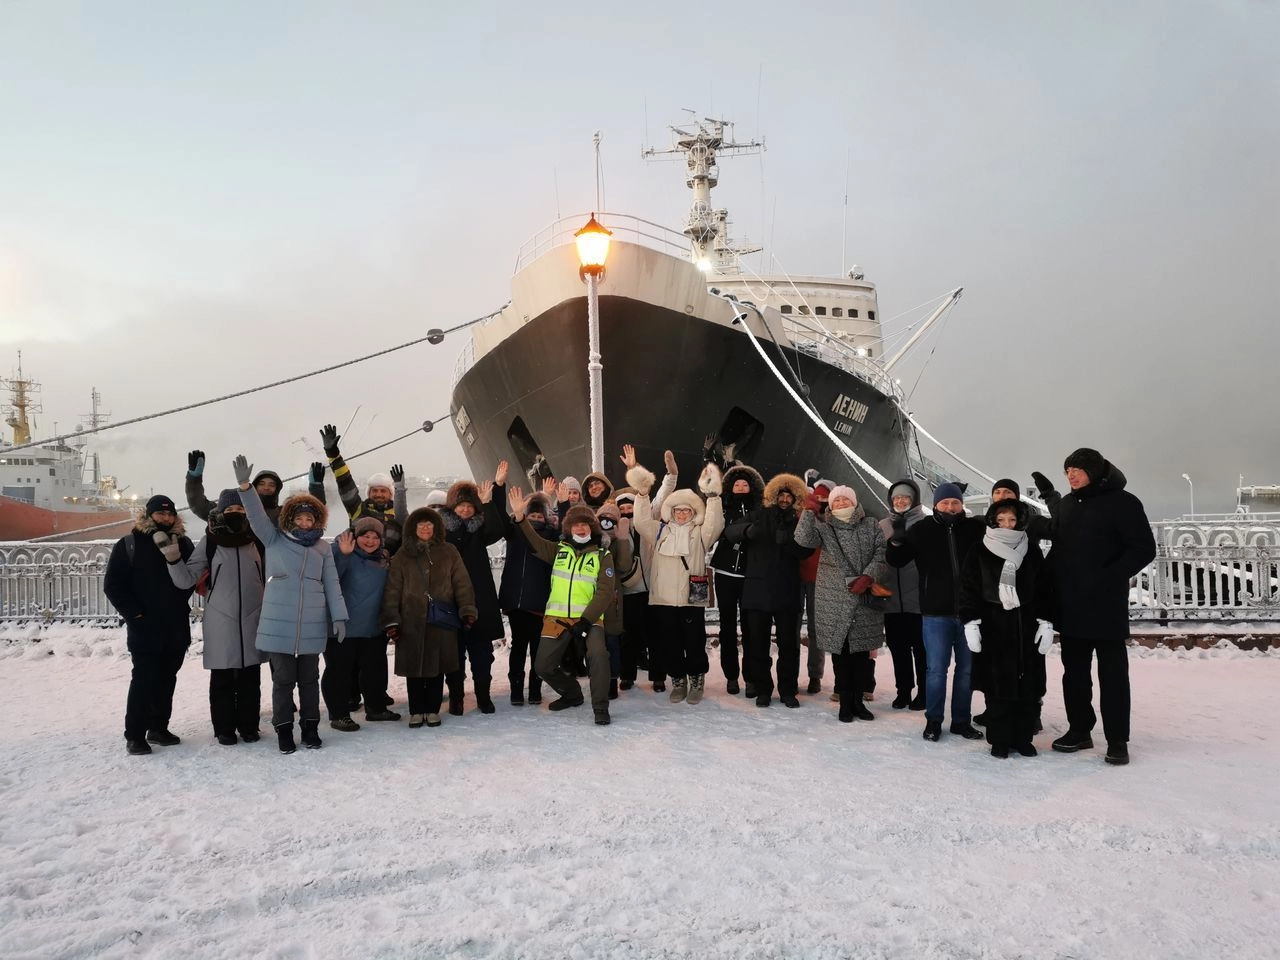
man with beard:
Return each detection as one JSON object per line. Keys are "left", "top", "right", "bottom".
{"left": 104, "top": 495, "right": 196, "bottom": 755}
{"left": 319, "top": 424, "right": 406, "bottom": 557}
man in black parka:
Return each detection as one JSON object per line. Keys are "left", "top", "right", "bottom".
{"left": 1043, "top": 448, "right": 1155, "bottom": 766}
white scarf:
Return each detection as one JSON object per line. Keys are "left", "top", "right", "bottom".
{"left": 658, "top": 519, "right": 695, "bottom": 558}
{"left": 983, "top": 526, "right": 1028, "bottom": 610}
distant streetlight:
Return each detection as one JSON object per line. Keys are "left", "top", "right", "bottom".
{"left": 575, "top": 214, "right": 612, "bottom": 473}
{"left": 1181, "top": 473, "right": 1195, "bottom": 517}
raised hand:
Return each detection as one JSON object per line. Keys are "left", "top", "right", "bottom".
{"left": 507, "top": 485, "right": 525, "bottom": 520}
{"left": 309, "top": 461, "right": 326, "bottom": 484}
{"left": 232, "top": 455, "right": 254, "bottom": 487}
{"left": 556, "top": 481, "right": 571, "bottom": 503}
{"left": 1031, "top": 471, "right": 1056, "bottom": 498}
{"left": 319, "top": 424, "right": 341, "bottom": 455}
{"left": 337, "top": 531, "right": 356, "bottom": 554}
{"left": 494, "top": 460, "right": 509, "bottom": 485}
{"left": 619, "top": 444, "right": 637, "bottom": 470}
{"left": 663, "top": 449, "right": 678, "bottom": 476}
{"left": 541, "top": 476, "right": 557, "bottom": 497}
{"left": 390, "top": 464, "right": 405, "bottom": 484}
{"left": 478, "top": 479, "right": 494, "bottom": 503}
{"left": 187, "top": 450, "right": 205, "bottom": 478}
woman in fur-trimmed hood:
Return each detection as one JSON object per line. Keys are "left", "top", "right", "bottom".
{"left": 708, "top": 462, "right": 765, "bottom": 695}
{"left": 581, "top": 471, "right": 615, "bottom": 510}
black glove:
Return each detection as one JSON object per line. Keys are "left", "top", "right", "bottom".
{"left": 569, "top": 619, "right": 591, "bottom": 656}
{"left": 187, "top": 449, "right": 205, "bottom": 479}
{"left": 309, "top": 461, "right": 325, "bottom": 484}
{"left": 390, "top": 464, "right": 404, "bottom": 483}
{"left": 1031, "top": 471, "right": 1056, "bottom": 497}
{"left": 890, "top": 514, "right": 907, "bottom": 542}
{"left": 319, "top": 424, "right": 341, "bottom": 456}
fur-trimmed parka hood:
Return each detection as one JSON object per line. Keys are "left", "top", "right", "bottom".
{"left": 525, "top": 492, "right": 554, "bottom": 519}
{"left": 763, "top": 472, "right": 807, "bottom": 511}
{"left": 446, "top": 480, "right": 482, "bottom": 512}
{"left": 561, "top": 504, "right": 603, "bottom": 542}
{"left": 661, "top": 489, "right": 706, "bottom": 525}
{"left": 582, "top": 471, "right": 615, "bottom": 508}
{"left": 404, "top": 506, "right": 446, "bottom": 547}
{"left": 723, "top": 464, "right": 765, "bottom": 513}
{"left": 278, "top": 492, "right": 327, "bottom": 532}
{"left": 887, "top": 478, "right": 922, "bottom": 512}
{"left": 985, "top": 498, "right": 1032, "bottom": 530}
{"left": 134, "top": 512, "right": 188, "bottom": 537}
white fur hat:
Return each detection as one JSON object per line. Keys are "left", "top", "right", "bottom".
{"left": 367, "top": 472, "right": 393, "bottom": 490}
{"left": 424, "top": 489, "right": 448, "bottom": 507}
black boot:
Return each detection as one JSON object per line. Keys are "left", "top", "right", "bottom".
{"left": 475, "top": 679, "right": 496, "bottom": 715}
{"left": 300, "top": 720, "right": 322, "bottom": 749}
{"left": 909, "top": 692, "right": 926, "bottom": 711}
{"left": 892, "top": 692, "right": 911, "bottom": 709}
{"left": 126, "top": 738, "right": 152, "bottom": 755}
{"left": 510, "top": 675, "right": 525, "bottom": 706}
{"left": 922, "top": 719, "right": 942, "bottom": 741}
{"left": 527, "top": 678, "right": 543, "bottom": 705}
{"left": 448, "top": 684, "right": 465, "bottom": 716}
{"left": 950, "top": 722, "right": 983, "bottom": 740}
{"left": 608, "top": 678, "right": 619, "bottom": 700}
{"left": 276, "top": 723, "right": 297, "bottom": 754}
{"left": 838, "top": 688, "right": 856, "bottom": 722}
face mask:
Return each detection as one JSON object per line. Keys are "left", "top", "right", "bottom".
{"left": 222, "top": 513, "right": 249, "bottom": 533}
{"left": 572, "top": 532, "right": 592, "bottom": 544}
{"left": 831, "top": 506, "right": 855, "bottom": 521}
{"left": 599, "top": 518, "right": 616, "bottom": 531}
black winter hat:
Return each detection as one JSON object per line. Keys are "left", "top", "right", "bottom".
{"left": 991, "top": 478, "right": 1020, "bottom": 499}
{"left": 145, "top": 495, "right": 177, "bottom": 515}
{"left": 1063, "top": 448, "right": 1107, "bottom": 481}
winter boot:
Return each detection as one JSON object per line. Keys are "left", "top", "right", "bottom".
{"left": 608, "top": 678, "right": 619, "bottom": 700}
{"left": 548, "top": 693, "right": 585, "bottom": 712}
{"left": 687, "top": 675, "right": 705, "bottom": 705}
{"left": 448, "top": 687, "right": 465, "bottom": 717}
{"left": 726, "top": 678, "right": 740, "bottom": 695}
{"left": 781, "top": 694, "right": 800, "bottom": 709}
{"left": 652, "top": 679, "right": 666, "bottom": 694}
{"left": 408, "top": 714, "right": 425, "bottom": 728}
{"left": 669, "top": 677, "right": 688, "bottom": 703}
{"left": 743, "top": 682, "right": 757, "bottom": 699}
{"left": 528, "top": 677, "right": 543, "bottom": 705}
{"left": 1015, "top": 742, "right": 1038, "bottom": 757}
{"left": 892, "top": 692, "right": 911, "bottom": 709}
{"left": 756, "top": 694, "right": 771, "bottom": 708}
{"left": 239, "top": 728, "right": 261, "bottom": 743}
{"left": 426, "top": 713, "right": 442, "bottom": 727}
{"left": 146, "top": 729, "right": 181, "bottom": 746}
{"left": 807, "top": 677, "right": 822, "bottom": 695}
{"left": 1105, "top": 742, "right": 1130, "bottom": 766}
{"left": 329, "top": 717, "right": 360, "bottom": 732}
{"left": 215, "top": 732, "right": 238, "bottom": 746}
{"left": 972, "top": 711, "right": 988, "bottom": 727}
{"left": 853, "top": 701, "right": 875, "bottom": 721}
{"left": 594, "top": 707, "right": 611, "bottom": 726}
{"left": 922, "top": 719, "right": 942, "bottom": 742}
{"left": 990, "top": 744, "right": 1010, "bottom": 759}
{"left": 620, "top": 679, "right": 634, "bottom": 691}
{"left": 908, "top": 692, "right": 926, "bottom": 711}
{"left": 1051, "top": 730, "right": 1095, "bottom": 753}
{"left": 126, "top": 739, "right": 152, "bottom": 756}
{"left": 300, "top": 720, "right": 322, "bottom": 749}
{"left": 950, "top": 722, "right": 983, "bottom": 740}
{"left": 510, "top": 679, "right": 525, "bottom": 706}
{"left": 475, "top": 679, "right": 496, "bottom": 715}
{"left": 276, "top": 723, "right": 297, "bottom": 755}
{"left": 838, "top": 692, "right": 856, "bottom": 723}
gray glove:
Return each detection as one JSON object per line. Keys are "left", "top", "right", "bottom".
{"left": 152, "top": 531, "right": 182, "bottom": 564}
{"left": 334, "top": 621, "right": 347, "bottom": 643}
{"left": 232, "top": 455, "right": 253, "bottom": 485}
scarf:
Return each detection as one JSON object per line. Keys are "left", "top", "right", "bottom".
{"left": 658, "top": 519, "right": 695, "bottom": 558}
{"left": 983, "top": 527, "right": 1028, "bottom": 610}
{"left": 286, "top": 528, "right": 324, "bottom": 547}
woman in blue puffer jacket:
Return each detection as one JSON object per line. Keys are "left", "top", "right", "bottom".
{"left": 235, "top": 454, "right": 347, "bottom": 755}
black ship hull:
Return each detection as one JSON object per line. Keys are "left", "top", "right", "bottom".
{"left": 450, "top": 295, "right": 913, "bottom": 513}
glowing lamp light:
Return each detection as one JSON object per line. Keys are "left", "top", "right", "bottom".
{"left": 575, "top": 214, "right": 612, "bottom": 276}
{"left": 696, "top": 258, "right": 712, "bottom": 273}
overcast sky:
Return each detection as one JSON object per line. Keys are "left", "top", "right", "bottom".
{"left": 1, "top": 0, "right": 1276, "bottom": 520}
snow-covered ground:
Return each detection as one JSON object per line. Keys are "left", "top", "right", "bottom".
{"left": 1, "top": 631, "right": 1278, "bottom": 959}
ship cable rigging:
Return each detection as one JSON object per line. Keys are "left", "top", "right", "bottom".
{"left": 3, "top": 306, "right": 506, "bottom": 455}
{"left": 25, "top": 416, "right": 454, "bottom": 542}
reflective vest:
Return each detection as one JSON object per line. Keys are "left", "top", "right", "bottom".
{"left": 545, "top": 543, "right": 604, "bottom": 621}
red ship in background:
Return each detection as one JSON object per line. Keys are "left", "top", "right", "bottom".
{"left": 0, "top": 354, "right": 137, "bottom": 542}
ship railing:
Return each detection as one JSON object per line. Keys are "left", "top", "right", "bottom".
{"left": 451, "top": 337, "right": 476, "bottom": 392}
{"left": 514, "top": 212, "right": 692, "bottom": 273}
{"left": 0, "top": 540, "right": 507, "bottom": 625}
{"left": 785, "top": 321, "right": 906, "bottom": 403}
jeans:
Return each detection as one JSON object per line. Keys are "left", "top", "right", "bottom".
{"left": 921, "top": 615, "right": 972, "bottom": 725}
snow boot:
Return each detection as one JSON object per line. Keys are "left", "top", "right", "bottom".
{"left": 807, "top": 677, "right": 822, "bottom": 695}
{"left": 1105, "top": 742, "right": 1130, "bottom": 766}
{"left": 687, "top": 675, "right": 705, "bottom": 705}
{"left": 126, "top": 739, "right": 152, "bottom": 756}
{"left": 950, "top": 722, "right": 983, "bottom": 741}
{"left": 726, "top": 678, "right": 740, "bottom": 695}
{"left": 276, "top": 723, "right": 297, "bottom": 754}
{"left": 215, "top": 732, "right": 238, "bottom": 746}
{"left": 300, "top": 720, "right": 322, "bottom": 749}
{"left": 426, "top": 713, "right": 442, "bottom": 727}
{"left": 608, "top": 678, "right": 619, "bottom": 701}
{"left": 922, "top": 719, "right": 942, "bottom": 742}
{"left": 853, "top": 702, "right": 875, "bottom": 721}
{"left": 475, "top": 679, "right": 496, "bottom": 715}
{"left": 838, "top": 693, "right": 856, "bottom": 723}
{"left": 448, "top": 687, "right": 465, "bottom": 717}
{"left": 972, "top": 711, "right": 988, "bottom": 727}
{"left": 782, "top": 694, "right": 800, "bottom": 709}
{"left": 669, "top": 677, "right": 688, "bottom": 703}
{"left": 892, "top": 692, "right": 911, "bottom": 709}
{"left": 1015, "top": 742, "right": 1038, "bottom": 757}
{"left": 1051, "top": 730, "right": 1094, "bottom": 753}
{"left": 239, "top": 728, "right": 261, "bottom": 743}
{"left": 743, "top": 682, "right": 757, "bottom": 699}
{"left": 329, "top": 717, "right": 360, "bottom": 732}
{"left": 146, "top": 729, "right": 180, "bottom": 746}
{"left": 408, "top": 714, "right": 425, "bottom": 728}
{"left": 620, "top": 679, "right": 634, "bottom": 691}
{"left": 652, "top": 679, "right": 666, "bottom": 694}
{"left": 908, "top": 692, "right": 926, "bottom": 711}
{"left": 756, "top": 694, "right": 771, "bottom": 708}
{"left": 528, "top": 677, "right": 543, "bottom": 705}
{"left": 594, "top": 707, "right": 611, "bottom": 726}
{"left": 510, "top": 686, "right": 525, "bottom": 706}
{"left": 990, "top": 744, "right": 1010, "bottom": 759}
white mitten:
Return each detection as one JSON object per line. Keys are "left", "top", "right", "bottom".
{"left": 1035, "top": 619, "right": 1055, "bottom": 655}
{"left": 964, "top": 620, "right": 983, "bottom": 653}
{"left": 152, "top": 531, "right": 182, "bottom": 564}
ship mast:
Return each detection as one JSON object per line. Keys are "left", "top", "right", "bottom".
{"left": 643, "top": 115, "right": 763, "bottom": 274}
{"left": 2, "top": 351, "right": 42, "bottom": 446}
{"left": 79, "top": 388, "right": 111, "bottom": 486}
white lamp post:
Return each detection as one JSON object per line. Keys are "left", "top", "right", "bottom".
{"left": 575, "top": 213, "right": 612, "bottom": 473}
{"left": 1181, "top": 473, "right": 1195, "bottom": 517}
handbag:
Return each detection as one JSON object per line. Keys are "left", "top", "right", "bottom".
{"left": 681, "top": 555, "right": 710, "bottom": 607}
{"left": 417, "top": 554, "right": 463, "bottom": 630}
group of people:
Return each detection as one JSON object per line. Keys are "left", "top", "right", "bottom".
{"left": 104, "top": 427, "right": 1156, "bottom": 765}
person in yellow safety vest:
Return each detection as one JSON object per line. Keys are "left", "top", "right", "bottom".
{"left": 507, "top": 486, "right": 616, "bottom": 725}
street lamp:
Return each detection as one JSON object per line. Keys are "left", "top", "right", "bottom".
{"left": 575, "top": 213, "right": 612, "bottom": 473}
{"left": 1181, "top": 473, "right": 1195, "bottom": 517}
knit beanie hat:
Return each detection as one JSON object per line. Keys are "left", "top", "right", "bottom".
{"left": 352, "top": 516, "right": 385, "bottom": 539}
{"left": 1063, "top": 448, "right": 1106, "bottom": 481}
{"left": 291, "top": 502, "right": 319, "bottom": 520}
{"left": 561, "top": 477, "right": 582, "bottom": 495}
{"left": 889, "top": 482, "right": 917, "bottom": 505}
{"left": 145, "top": 494, "right": 176, "bottom": 515}
{"left": 367, "top": 472, "right": 393, "bottom": 491}
{"left": 813, "top": 479, "right": 835, "bottom": 498}
{"left": 828, "top": 485, "right": 857, "bottom": 506}
{"left": 216, "top": 488, "right": 242, "bottom": 512}
{"left": 933, "top": 482, "right": 966, "bottom": 506}
{"left": 991, "top": 478, "right": 1020, "bottom": 499}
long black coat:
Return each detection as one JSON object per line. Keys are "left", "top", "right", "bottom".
{"left": 960, "top": 539, "right": 1050, "bottom": 702}
{"left": 1048, "top": 463, "right": 1155, "bottom": 640}
{"left": 103, "top": 521, "right": 196, "bottom": 654}
{"left": 727, "top": 505, "right": 811, "bottom": 613}
{"left": 440, "top": 503, "right": 506, "bottom": 644}
{"left": 886, "top": 513, "right": 986, "bottom": 617}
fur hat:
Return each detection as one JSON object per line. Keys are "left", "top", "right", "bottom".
{"left": 991, "top": 478, "right": 1021, "bottom": 499}
{"left": 1063, "top": 448, "right": 1107, "bottom": 481}
{"left": 525, "top": 492, "right": 553, "bottom": 518}
{"left": 367, "top": 472, "right": 393, "bottom": 491}
{"left": 561, "top": 504, "right": 602, "bottom": 539}
{"left": 145, "top": 494, "right": 177, "bottom": 515}
{"left": 215, "top": 488, "right": 242, "bottom": 512}
{"left": 933, "top": 482, "right": 966, "bottom": 506}
{"left": 424, "top": 489, "right": 448, "bottom": 507}
{"left": 405, "top": 506, "right": 444, "bottom": 545}
{"left": 279, "top": 492, "right": 328, "bottom": 531}
{"left": 446, "top": 480, "right": 482, "bottom": 511}
{"left": 661, "top": 489, "right": 706, "bottom": 524}
{"left": 763, "top": 472, "right": 807, "bottom": 510}
{"left": 352, "top": 516, "right": 385, "bottom": 539}
{"left": 827, "top": 485, "right": 857, "bottom": 507}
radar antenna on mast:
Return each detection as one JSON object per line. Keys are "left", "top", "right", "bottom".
{"left": 642, "top": 117, "right": 764, "bottom": 274}
{"left": 1, "top": 351, "right": 42, "bottom": 447}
